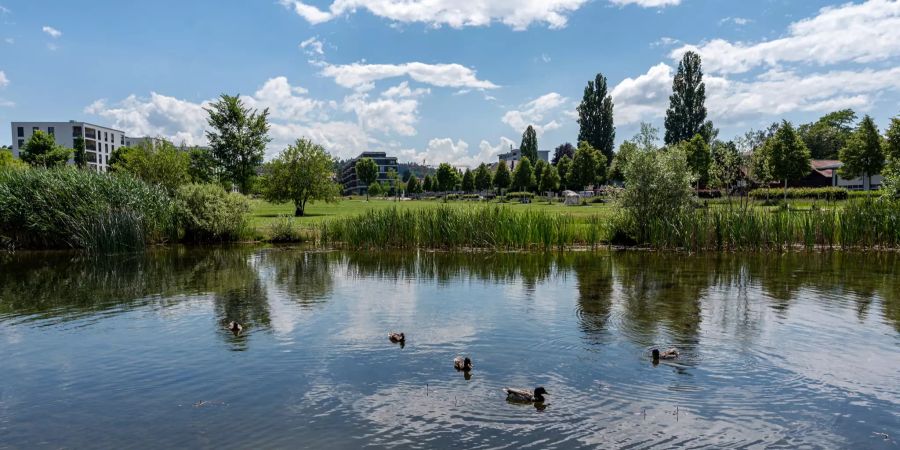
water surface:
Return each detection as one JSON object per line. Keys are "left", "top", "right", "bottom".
{"left": 1, "top": 248, "right": 898, "bottom": 448}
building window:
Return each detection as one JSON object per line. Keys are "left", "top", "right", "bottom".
{"left": 33, "top": 126, "right": 39, "bottom": 133}
{"left": 104, "top": 132, "right": 108, "bottom": 142}
{"left": 111, "top": 145, "right": 115, "bottom": 152}
{"left": 17, "top": 139, "right": 24, "bottom": 148}
{"left": 105, "top": 143, "right": 109, "bottom": 152}
{"left": 16, "top": 126, "right": 24, "bottom": 137}
{"left": 48, "top": 127, "right": 55, "bottom": 136}
{"left": 73, "top": 126, "right": 82, "bottom": 137}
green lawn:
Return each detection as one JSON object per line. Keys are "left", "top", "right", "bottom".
{"left": 250, "top": 197, "right": 617, "bottom": 232}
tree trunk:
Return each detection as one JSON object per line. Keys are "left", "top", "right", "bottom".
{"left": 783, "top": 179, "right": 788, "bottom": 201}
{"left": 295, "top": 205, "right": 303, "bottom": 217}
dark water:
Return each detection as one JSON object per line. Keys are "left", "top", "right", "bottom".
{"left": 1, "top": 248, "right": 898, "bottom": 449}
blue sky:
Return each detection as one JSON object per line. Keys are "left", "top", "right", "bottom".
{"left": 1, "top": 0, "right": 899, "bottom": 166}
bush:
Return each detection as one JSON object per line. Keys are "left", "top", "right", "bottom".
{"left": 175, "top": 183, "right": 250, "bottom": 242}
{"left": 267, "top": 215, "right": 306, "bottom": 243}
{"left": 0, "top": 167, "right": 175, "bottom": 251}
{"left": 749, "top": 187, "right": 848, "bottom": 201}
{"left": 848, "top": 190, "right": 880, "bottom": 199}
{"left": 504, "top": 192, "right": 535, "bottom": 201}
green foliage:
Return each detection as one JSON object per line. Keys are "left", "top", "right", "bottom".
{"left": 436, "top": 163, "right": 460, "bottom": 192}
{"left": 175, "top": 183, "right": 250, "bottom": 242}
{"left": 519, "top": 125, "right": 539, "bottom": 164}
{"left": 266, "top": 215, "right": 308, "bottom": 243}
{"left": 664, "top": 51, "right": 709, "bottom": 145}
{"left": 511, "top": 157, "right": 536, "bottom": 192}
{"left": 570, "top": 141, "right": 604, "bottom": 189}
{"left": 682, "top": 133, "right": 711, "bottom": 186}
{"left": 0, "top": 168, "right": 175, "bottom": 251}
{"left": 749, "top": 187, "right": 848, "bottom": 201}
{"left": 19, "top": 131, "right": 72, "bottom": 168}
{"left": 474, "top": 163, "right": 492, "bottom": 191}
{"left": 533, "top": 160, "right": 547, "bottom": 190}
{"left": 188, "top": 147, "right": 217, "bottom": 183}
{"left": 461, "top": 168, "right": 475, "bottom": 193}
{"left": 112, "top": 141, "right": 191, "bottom": 194}
{"left": 539, "top": 163, "right": 560, "bottom": 194}
{"left": 552, "top": 143, "right": 575, "bottom": 165}
{"left": 406, "top": 174, "right": 421, "bottom": 194}
{"left": 839, "top": 115, "right": 885, "bottom": 190}
{"left": 493, "top": 161, "right": 511, "bottom": 192}
{"left": 319, "top": 205, "right": 582, "bottom": 251}
{"left": 204, "top": 94, "right": 271, "bottom": 194}
{"left": 617, "top": 146, "right": 695, "bottom": 242}
{"left": 368, "top": 181, "right": 383, "bottom": 197}
{"left": 709, "top": 140, "right": 742, "bottom": 195}
{"left": 577, "top": 73, "right": 616, "bottom": 164}
{"left": 73, "top": 137, "right": 87, "bottom": 169}
{"left": 556, "top": 155, "right": 573, "bottom": 190}
{"left": 883, "top": 118, "right": 900, "bottom": 198}
{"left": 758, "top": 121, "right": 811, "bottom": 195}
{"left": 504, "top": 192, "right": 535, "bottom": 201}
{"left": 798, "top": 109, "right": 857, "bottom": 159}
{"left": 423, "top": 174, "right": 434, "bottom": 192}
{"left": 609, "top": 141, "right": 637, "bottom": 183}
{"left": 260, "top": 138, "right": 340, "bottom": 217}
{"left": 0, "top": 149, "right": 26, "bottom": 170}
{"left": 355, "top": 157, "right": 379, "bottom": 199}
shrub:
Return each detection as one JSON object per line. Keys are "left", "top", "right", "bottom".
{"left": 749, "top": 187, "right": 848, "bottom": 201}
{"left": 504, "top": 192, "right": 535, "bottom": 201}
{"left": 848, "top": 190, "right": 880, "bottom": 199}
{"left": 0, "top": 167, "right": 175, "bottom": 251}
{"left": 267, "top": 215, "right": 306, "bottom": 243}
{"left": 175, "top": 183, "right": 250, "bottom": 242}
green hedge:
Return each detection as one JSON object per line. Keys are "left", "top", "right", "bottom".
{"left": 749, "top": 187, "right": 848, "bottom": 201}
{"left": 505, "top": 192, "right": 535, "bottom": 201}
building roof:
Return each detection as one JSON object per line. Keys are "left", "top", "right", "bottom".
{"left": 810, "top": 159, "right": 841, "bottom": 177}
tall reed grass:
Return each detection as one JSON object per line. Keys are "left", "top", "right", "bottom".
{"left": 319, "top": 205, "right": 589, "bottom": 251}
{"left": 609, "top": 199, "right": 900, "bottom": 251}
{"left": 0, "top": 168, "right": 175, "bottom": 251}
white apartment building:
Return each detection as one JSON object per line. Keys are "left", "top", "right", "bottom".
{"left": 11, "top": 121, "right": 127, "bottom": 172}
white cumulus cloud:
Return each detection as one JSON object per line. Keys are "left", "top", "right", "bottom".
{"left": 42, "top": 26, "right": 61, "bottom": 38}
{"left": 0, "top": 70, "right": 8, "bottom": 88}
{"left": 672, "top": 0, "right": 900, "bottom": 74}
{"left": 279, "top": 0, "right": 590, "bottom": 30}
{"left": 320, "top": 61, "right": 498, "bottom": 92}
{"left": 300, "top": 36, "right": 324, "bottom": 56}
{"left": 609, "top": 0, "right": 680, "bottom": 7}
{"left": 502, "top": 92, "right": 568, "bottom": 135}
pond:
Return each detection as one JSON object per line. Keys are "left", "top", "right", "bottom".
{"left": 1, "top": 248, "right": 898, "bottom": 448}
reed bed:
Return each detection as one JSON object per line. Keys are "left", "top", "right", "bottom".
{"left": 319, "top": 205, "right": 587, "bottom": 251}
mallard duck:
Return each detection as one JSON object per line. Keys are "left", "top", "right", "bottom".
{"left": 652, "top": 348, "right": 678, "bottom": 360}
{"left": 454, "top": 356, "right": 473, "bottom": 372}
{"left": 227, "top": 321, "right": 243, "bottom": 333}
{"left": 505, "top": 387, "right": 548, "bottom": 403}
{"left": 388, "top": 332, "right": 405, "bottom": 343}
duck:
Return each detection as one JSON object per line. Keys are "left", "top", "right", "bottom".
{"left": 388, "top": 332, "right": 405, "bottom": 344}
{"left": 226, "top": 321, "right": 243, "bottom": 333}
{"left": 652, "top": 348, "right": 679, "bottom": 360}
{"left": 505, "top": 387, "right": 548, "bottom": 403}
{"left": 454, "top": 356, "right": 473, "bottom": 372}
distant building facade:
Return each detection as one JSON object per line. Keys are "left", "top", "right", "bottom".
{"left": 11, "top": 120, "right": 136, "bottom": 172}
{"left": 340, "top": 151, "right": 399, "bottom": 195}
{"left": 498, "top": 148, "right": 550, "bottom": 170}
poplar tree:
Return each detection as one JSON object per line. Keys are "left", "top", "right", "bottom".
{"left": 520, "top": 126, "right": 539, "bottom": 164}
{"left": 577, "top": 73, "right": 616, "bottom": 164}
{"left": 493, "top": 161, "right": 511, "bottom": 194}
{"left": 664, "top": 52, "right": 709, "bottom": 145}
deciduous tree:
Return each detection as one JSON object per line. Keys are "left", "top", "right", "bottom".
{"left": 19, "top": 131, "right": 71, "bottom": 168}
{"left": 539, "top": 163, "right": 560, "bottom": 196}
{"left": 461, "top": 168, "right": 475, "bottom": 193}
{"left": 571, "top": 141, "right": 603, "bottom": 190}
{"left": 436, "top": 163, "right": 460, "bottom": 192}
{"left": 664, "top": 51, "right": 710, "bottom": 145}
{"left": 798, "top": 109, "right": 857, "bottom": 160}
{"left": 762, "top": 121, "right": 811, "bottom": 199}
{"left": 520, "top": 126, "right": 539, "bottom": 164}
{"left": 838, "top": 115, "right": 885, "bottom": 191}
{"left": 577, "top": 73, "right": 616, "bottom": 164}
{"left": 683, "top": 133, "right": 711, "bottom": 188}
{"left": 552, "top": 142, "right": 575, "bottom": 165}
{"left": 355, "top": 157, "right": 379, "bottom": 200}
{"left": 205, "top": 94, "right": 271, "bottom": 194}
{"left": 493, "top": 161, "right": 511, "bottom": 194}
{"left": 474, "top": 163, "right": 492, "bottom": 191}
{"left": 511, "top": 156, "right": 535, "bottom": 192}
{"left": 260, "top": 139, "right": 340, "bottom": 217}
{"left": 112, "top": 140, "right": 191, "bottom": 194}
{"left": 73, "top": 137, "right": 87, "bottom": 169}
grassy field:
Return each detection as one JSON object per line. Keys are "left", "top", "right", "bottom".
{"left": 250, "top": 197, "right": 617, "bottom": 232}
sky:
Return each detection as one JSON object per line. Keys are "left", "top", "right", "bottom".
{"left": 1, "top": 0, "right": 899, "bottom": 167}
